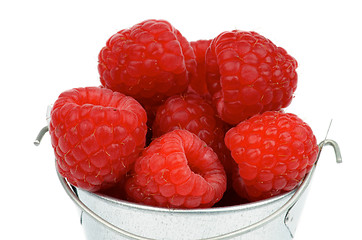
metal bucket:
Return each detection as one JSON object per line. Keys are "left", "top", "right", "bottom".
{"left": 55, "top": 139, "right": 341, "bottom": 240}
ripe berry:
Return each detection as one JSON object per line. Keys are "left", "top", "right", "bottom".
{"left": 224, "top": 111, "right": 318, "bottom": 201}
{"left": 206, "top": 31, "right": 298, "bottom": 124}
{"left": 98, "top": 19, "right": 197, "bottom": 105}
{"left": 188, "top": 39, "right": 212, "bottom": 100}
{"left": 125, "top": 129, "right": 227, "bottom": 208}
{"left": 152, "top": 93, "right": 233, "bottom": 179}
{"left": 49, "top": 87, "right": 147, "bottom": 192}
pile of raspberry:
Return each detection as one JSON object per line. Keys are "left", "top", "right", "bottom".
{"left": 49, "top": 19, "right": 318, "bottom": 209}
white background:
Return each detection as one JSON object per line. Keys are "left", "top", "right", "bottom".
{"left": 1, "top": 0, "right": 360, "bottom": 239}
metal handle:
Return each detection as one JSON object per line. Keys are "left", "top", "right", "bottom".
{"left": 202, "top": 139, "right": 341, "bottom": 240}
{"left": 35, "top": 126, "right": 342, "bottom": 240}
{"left": 34, "top": 126, "right": 49, "bottom": 146}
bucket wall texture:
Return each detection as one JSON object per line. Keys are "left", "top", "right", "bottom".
{"left": 77, "top": 187, "right": 308, "bottom": 240}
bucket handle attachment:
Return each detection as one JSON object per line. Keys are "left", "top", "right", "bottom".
{"left": 35, "top": 126, "right": 342, "bottom": 240}
{"left": 202, "top": 139, "right": 341, "bottom": 240}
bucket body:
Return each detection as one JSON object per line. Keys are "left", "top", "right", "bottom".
{"left": 77, "top": 186, "right": 309, "bottom": 240}
{"left": 57, "top": 140, "right": 341, "bottom": 240}
{"left": 35, "top": 99, "right": 340, "bottom": 240}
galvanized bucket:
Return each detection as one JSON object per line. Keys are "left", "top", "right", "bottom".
{"left": 52, "top": 137, "right": 341, "bottom": 240}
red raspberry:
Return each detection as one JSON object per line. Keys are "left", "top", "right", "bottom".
{"left": 152, "top": 93, "right": 233, "bottom": 179}
{"left": 230, "top": 163, "right": 250, "bottom": 201}
{"left": 224, "top": 111, "right": 318, "bottom": 201}
{"left": 125, "top": 129, "right": 227, "bottom": 209}
{"left": 206, "top": 31, "right": 298, "bottom": 125}
{"left": 188, "top": 39, "right": 212, "bottom": 100}
{"left": 98, "top": 19, "right": 197, "bottom": 105}
{"left": 49, "top": 87, "right": 147, "bottom": 192}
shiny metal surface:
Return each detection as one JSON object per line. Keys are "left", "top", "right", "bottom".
{"left": 61, "top": 140, "right": 341, "bottom": 240}
{"left": 34, "top": 126, "right": 341, "bottom": 240}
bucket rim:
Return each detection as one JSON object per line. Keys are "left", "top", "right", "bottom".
{"left": 74, "top": 138, "right": 342, "bottom": 214}
{"left": 78, "top": 186, "right": 296, "bottom": 214}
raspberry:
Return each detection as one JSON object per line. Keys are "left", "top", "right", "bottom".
{"left": 98, "top": 19, "right": 197, "bottom": 105}
{"left": 125, "top": 129, "right": 227, "bottom": 208}
{"left": 49, "top": 87, "right": 147, "bottom": 192}
{"left": 152, "top": 93, "right": 233, "bottom": 179}
{"left": 224, "top": 111, "right": 318, "bottom": 201}
{"left": 230, "top": 162, "right": 250, "bottom": 201}
{"left": 187, "top": 39, "right": 212, "bottom": 100}
{"left": 205, "top": 31, "right": 298, "bottom": 124}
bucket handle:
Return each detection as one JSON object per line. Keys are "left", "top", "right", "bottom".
{"left": 35, "top": 126, "right": 342, "bottom": 240}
